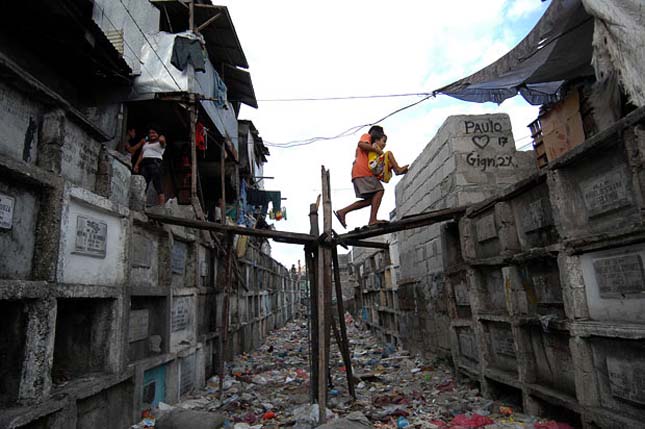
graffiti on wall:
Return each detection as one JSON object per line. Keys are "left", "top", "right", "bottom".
{"left": 464, "top": 119, "right": 515, "bottom": 171}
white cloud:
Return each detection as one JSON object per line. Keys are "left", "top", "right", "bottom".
{"left": 213, "top": 0, "right": 548, "bottom": 266}
{"left": 507, "top": 0, "right": 547, "bottom": 19}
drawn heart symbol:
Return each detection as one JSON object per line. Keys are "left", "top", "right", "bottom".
{"left": 471, "top": 135, "right": 490, "bottom": 149}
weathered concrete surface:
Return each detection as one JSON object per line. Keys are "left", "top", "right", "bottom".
{"left": 56, "top": 187, "right": 129, "bottom": 286}
{"left": 155, "top": 409, "right": 225, "bottom": 429}
{"left": 579, "top": 243, "right": 645, "bottom": 324}
{"left": 392, "top": 114, "right": 536, "bottom": 357}
{"left": 130, "top": 227, "right": 162, "bottom": 288}
{"left": 0, "top": 80, "right": 42, "bottom": 165}
{"left": 0, "top": 181, "right": 40, "bottom": 279}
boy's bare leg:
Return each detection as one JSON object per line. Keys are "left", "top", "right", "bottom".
{"left": 368, "top": 190, "right": 385, "bottom": 225}
{"left": 386, "top": 152, "right": 409, "bottom": 175}
{"left": 336, "top": 199, "right": 371, "bottom": 225}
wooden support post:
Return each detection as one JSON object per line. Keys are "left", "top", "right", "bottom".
{"left": 305, "top": 245, "right": 317, "bottom": 403}
{"left": 189, "top": 0, "right": 194, "bottom": 31}
{"left": 220, "top": 143, "right": 226, "bottom": 224}
{"left": 145, "top": 212, "right": 314, "bottom": 245}
{"left": 218, "top": 234, "right": 234, "bottom": 401}
{"left": 308, "top": 199, "right": 320, "bottom": 403}
{"left": 331, "top": 245, "right": 356, "bottom": 399}
{"left": 318, "top": 167, "right": 333, "bottom": 424}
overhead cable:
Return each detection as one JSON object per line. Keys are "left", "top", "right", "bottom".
{"left": 256, "top": 92, "right": 433, "bottom": 102}
{"left": 264, "top": 95, "right": 435, "bottom": 148}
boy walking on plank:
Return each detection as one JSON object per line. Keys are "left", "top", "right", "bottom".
{"left": 334, "top": 126, "right": 408, "bottom": 228}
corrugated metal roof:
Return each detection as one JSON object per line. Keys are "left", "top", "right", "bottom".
{"left": 222, "top": 63, "right": 258, "bottom": 109}
{"left": 106, "top": 29, "right": 125, "bottom": 55}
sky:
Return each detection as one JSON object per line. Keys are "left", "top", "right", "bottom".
{"left": 216, "top": 0, "right": 550, "bottom": 268}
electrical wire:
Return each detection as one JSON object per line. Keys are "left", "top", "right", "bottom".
{"left": 100, "top": 5, "right": 539, "bottom": 152}
{"left": 264, "top": 95, "right": 435, "bottom": 148}
{"left": 256, "top": 92, "right": 433, "bottom": 102}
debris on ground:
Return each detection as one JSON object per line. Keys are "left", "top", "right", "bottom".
{"left": 158, "top": 317, "right": 576, "bottom": 429}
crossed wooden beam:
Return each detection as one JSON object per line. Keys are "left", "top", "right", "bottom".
{"left": 146, "top": 167, "right": 466, "bottom": 424}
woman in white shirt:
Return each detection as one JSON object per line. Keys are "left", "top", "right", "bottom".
{"left": 134, "top": 126, "right": 167, "bottom": 205}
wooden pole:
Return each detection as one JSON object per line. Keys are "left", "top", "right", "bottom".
{"left": 145, "top": 212, "right": 314, "bottom": 245}
{"left": 189, "top": 0, "right": 197, "bottom": 201}
{"left": 318, "top": 167, "right": 333, "bottom": 424}
{"left": 305, "top": 245, "right": 317, "bottom": 403}
{"left": 189, "top": 0, "right": 194, "bottom": 31}
{"left": 189, "top": 95, "right": 198, "bottom": 202}
{"left": 308, "top": 199, "right": 321, "bottom": 403}
{"left": 331, "top": 245, "right": 356, "bottom": 399}
{"left": 220, "top": 142, "right": 226, "bottom": 224}
{"left": 335, "top": 206, "right": 467, "bottom": 242}
{"left": 218, "top": 234, "right": 234, "bottom": 401}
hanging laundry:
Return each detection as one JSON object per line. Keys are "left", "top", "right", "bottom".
{"left": 196, "top": 122, "right": 207, "bottom": 152}
{"left": 171, "top": 36, "right": 206, "bottom": 72}
{"left": 247, "top": 189, "right": 281, "bottom": 217}
{"left": 213, "top": 70, "right": 228, "bottom": 108}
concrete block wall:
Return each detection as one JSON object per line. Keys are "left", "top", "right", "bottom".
{"left": 350, "top": 238, "right": 401, "bottom": 347}
{"left": 447, "top": 108, "right": 645, "bottom": 429}
{"left": 393, "top": 113, "right": 536, "bottom": 358}
{"left": 0, "top": 98, "right": 299, "bottom": 429}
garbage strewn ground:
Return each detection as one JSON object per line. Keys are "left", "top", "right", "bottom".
{"left": 135, "top": 316, "right": 575, "bottom": 429}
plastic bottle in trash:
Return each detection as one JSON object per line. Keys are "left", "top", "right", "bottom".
{"left": 397, "top": 416, "right": 410, "bottom": 428}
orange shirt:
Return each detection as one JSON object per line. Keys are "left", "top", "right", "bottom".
{"left": 351, "top": 133, "right": 373, "bottom": 179}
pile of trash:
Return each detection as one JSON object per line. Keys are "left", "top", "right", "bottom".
{"left": 133, "top": 316, "right": 576, "bottom": 429}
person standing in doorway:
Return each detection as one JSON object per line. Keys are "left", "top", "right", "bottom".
{"left": 334, "top": 125, "right": 388, "bottom": 228}
{"left": 124, "top": 127, "right": 144, "bottom": 172}
{"left": 134, "top": 125, "right": 167, "bottom": 206}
